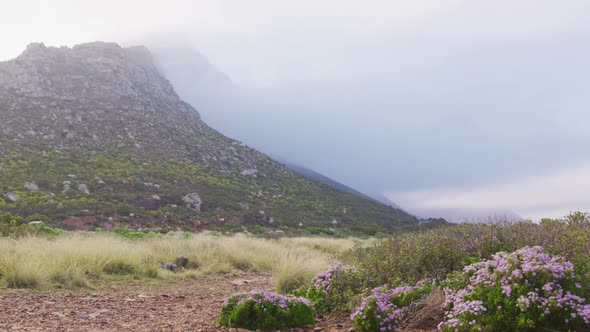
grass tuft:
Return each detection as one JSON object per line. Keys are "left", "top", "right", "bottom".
{"left": 0, "top": 232, "right": 357, "bottom": 291}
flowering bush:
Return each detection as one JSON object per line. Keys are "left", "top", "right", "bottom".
{"left": 218, "top": 290, "right": 315, "bottom": 329}
{"left": 292, "top": 261, "right": 345, "bottom": 313}
{"left": 352, "top": 280, "right": 432, "bottom": 331}
{"left": 440, "top": 246, "right": 590, "bottom": 331}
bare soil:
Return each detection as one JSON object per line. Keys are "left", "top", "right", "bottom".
{"left": 0, "top": 272, "right": 354, "bottom": 331}
{"left": 0, "top": 273, "right": 437, "bottom": 332}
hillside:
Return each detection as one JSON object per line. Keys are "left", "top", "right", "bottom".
{"left": 0, "top": 42, "right": 418, "bottom": 233}
{"left": 283, "top": 162, "right": 389, "bottom": 205}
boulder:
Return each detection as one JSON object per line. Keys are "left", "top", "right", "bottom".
{"left": 182, "top": 193, "right": 202, "bottom": 211}
{"left": 4, "top": 192, "right": 20, "bottom": 202}
{"left": 78, "top": 183, "right": 90, "bottom": 195}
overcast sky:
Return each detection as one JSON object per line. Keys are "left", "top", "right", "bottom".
{"left": 2, "top": 0, "right": 590, "bottom": 220}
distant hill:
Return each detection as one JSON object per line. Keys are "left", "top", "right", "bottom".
{"left": 283, "top": 162, "right": 399, "bottom": 206}
{"left": 364, "top": 192, "right": 402, "bottom": 209}
{"left": 0, "top": 42, "right": 419, "bottom": 233}
{"left": 405, "top": 207, "right": 523, "bottom": 223}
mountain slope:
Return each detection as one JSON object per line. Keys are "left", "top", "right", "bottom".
{"left": 283, "top": 162, "right": 390, "bottom": 205}
{"left": 0, "top": 42, "right": 418, "bottom": 232}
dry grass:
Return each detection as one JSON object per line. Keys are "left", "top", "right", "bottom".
{"left": 0, "top": 232, "right": 365, "bottom": 292}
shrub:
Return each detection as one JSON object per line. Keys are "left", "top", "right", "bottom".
{"left": 176, "top": 255, "right": 189, "bottom": 268}
{"left": 218, "top": 290, "right": 315, "bottom": 329}
{"left": 440, "top": 246, "right": 590, "bottom": 331}
{"left": 39, "top": 225, "right": 64, "bottom": 236}
{"left": 347, "top": 219, "right": 590, "bottom": 291}
{"left": 351, "top": 280, "right": 432, "bottom": 331}
{"left": 293, "top": 261, "right": 344, "bottom": 313}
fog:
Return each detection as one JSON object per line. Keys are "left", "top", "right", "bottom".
{"left": 2, "top": 0, "right": 590, "bottom": 220}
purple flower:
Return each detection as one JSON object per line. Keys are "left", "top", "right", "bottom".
{"left": 440, "top": 246, "right": 590, "bottom": 331}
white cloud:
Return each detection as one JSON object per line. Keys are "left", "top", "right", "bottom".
{"left": 389, "top": 164, "right": 590, "bottom": 220}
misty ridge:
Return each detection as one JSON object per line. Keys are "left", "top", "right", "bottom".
{"left": 148, "top": 37, "right": 589, "bottom": 222}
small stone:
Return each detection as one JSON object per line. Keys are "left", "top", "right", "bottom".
{"left": 24, "top": 182, "right": 39, "bottom": 191}
{"left": 162, "top": 262, "right": 177, "bottom": 272}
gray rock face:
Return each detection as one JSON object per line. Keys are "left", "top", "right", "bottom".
{"left": 62, "top": 181, "right": 71, "bottom": 192}
{"left": 4, "top": 192, "right": 20, "bottom": 202}
{"left": 0, "top": 42, "right": 282, "bottom": 174}
{"left": 24, "top": 182, "right": 39, "bottom": 191}
{"left": 182, "top": 193, "right": 202, "bottom": 211}
{"left": 78, "top": 183, "right": 90, "bottom": 195}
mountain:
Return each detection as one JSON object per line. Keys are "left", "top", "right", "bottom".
{"left": 364, "top": 192, "right": 401, "bottom": 209}
{"left": 0, "top": 42, "right": 418, "bottom": 233}
{"left": 149, "top": 42, "right": 250, "bottom": 144}
{"left": 149, "top": 42, "right": 241, "bottom": 119}
{"left": 404, "top": 207, "right": 523, "bottom": 224}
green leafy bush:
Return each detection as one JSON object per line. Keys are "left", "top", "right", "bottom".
{"left": 351, "top": 280, "right": 432, "bottom": 332}
{"left": 218, "top": 290, "right": 315, "bottom": 329}
{"left": 38, "top": 225, "right": 64, "bottom": 236}
{"left": 440, "top": 246, "right": 590, "bottom": 331}
{"left": 0, "top": 211, "right": 64, "bottom": 237}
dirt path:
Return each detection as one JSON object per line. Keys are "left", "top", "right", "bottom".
{"left": 0, "top": 272, "right": 355, "bottom": 332}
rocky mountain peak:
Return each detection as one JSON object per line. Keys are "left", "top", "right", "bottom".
{"left": 4, "top": 42, "right": 180, "bottom": 107}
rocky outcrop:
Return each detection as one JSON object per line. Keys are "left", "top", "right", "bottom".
{"left": 0, "top": 42, "right": 280, "bottom": 174}
{"left": 182, "top": 193, "right": 202, "bottom": 211}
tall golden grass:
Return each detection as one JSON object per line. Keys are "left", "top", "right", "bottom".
{"left": 0, "top": 232, "right": 364, "bottom": 291}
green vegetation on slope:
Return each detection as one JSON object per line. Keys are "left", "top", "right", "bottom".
{"left": 0, "top": 149, "right": 418, "bottom": 233}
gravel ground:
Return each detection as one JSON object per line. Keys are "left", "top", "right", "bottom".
{"left": 0, "top": 272, "right": 356, "bottom": 332}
